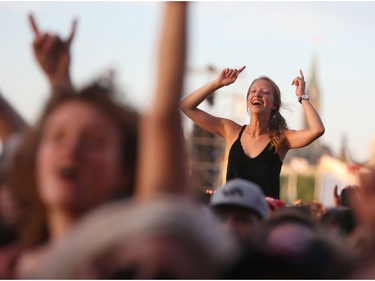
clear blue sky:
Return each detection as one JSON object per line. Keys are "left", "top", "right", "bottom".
{"left": 1, "top": 1, "right": 375, "bottom": 162}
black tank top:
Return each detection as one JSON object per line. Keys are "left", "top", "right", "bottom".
{"left": 226, "top": 125, "right": 283, "bottom": 198}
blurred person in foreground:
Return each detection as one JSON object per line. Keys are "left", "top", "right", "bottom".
{"left": 0, "top": 13, "right": 75, "bottom": 255}
{"left": 0, "top": 30, "right": 139, "bottom": 281}
{"left": 30, "top": 198, "right": 238, "bottom": 279}
{"left": 0, "top": 2, "right": 208, "bottom": 278}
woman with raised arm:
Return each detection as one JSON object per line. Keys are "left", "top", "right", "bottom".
{"left": 2, "top": 11, "right": 134, "bottom": 279}
{"left": 0, "top": 2, "right": 194, "bottom": 279}
{"left": 180, "top": 67, "right": 325, "bottom": 198}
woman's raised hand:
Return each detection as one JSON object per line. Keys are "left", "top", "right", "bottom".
{"left": 291, "top": 69, "right": 306, "bottom": 97}
{"left": 216, "top": 66, "right": 246, "bottom": 87}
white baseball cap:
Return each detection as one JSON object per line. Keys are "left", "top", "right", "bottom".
{"left": 209, "top": 179, "right": 269, "bottom": 220}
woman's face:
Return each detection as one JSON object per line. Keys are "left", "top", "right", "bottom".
{"left": 36, "top": 100, "right": 125, "bottom": 214}
{"left": 247, "top": 79, "right": 276, "bottom": 115}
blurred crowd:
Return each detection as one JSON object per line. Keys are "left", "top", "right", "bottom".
{"left": 1, "top": 2, "right": 375, "bottom": 279}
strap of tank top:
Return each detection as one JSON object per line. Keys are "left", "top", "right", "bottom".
{"left": 238, "top": 125, "right": 247, "bottom": 139}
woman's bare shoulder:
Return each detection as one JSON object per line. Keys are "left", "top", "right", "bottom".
{"left": 221, "top": 119, "right": 243, "bottom": 145}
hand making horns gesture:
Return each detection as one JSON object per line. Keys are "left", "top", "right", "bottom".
{"left": 29, "top": 14, "right": 77, "bottom": 85}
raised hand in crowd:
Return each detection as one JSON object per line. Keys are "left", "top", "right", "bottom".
{"left": 29, "top": 14, "right": 76, "bottom": 94}
{"left": 0, "top": 14, "right": 77, "bottom": 142}
{"left": 216, "top": 66, "right": 246, "bottom": 87}
{"left": 136, "top": 2, "right": 190, "bottom": 199}
{"left": 333, "top": 185, "right": 342, "bottom": 207}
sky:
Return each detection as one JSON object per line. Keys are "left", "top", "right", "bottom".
{"left": 1, "top": 1, "right": 375, "bottom": 162}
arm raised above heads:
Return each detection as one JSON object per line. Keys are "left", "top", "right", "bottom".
{"left": 135, "top": 2, "right": 190, "bottom": 199}
{"left": 180, "top": 66, "right": 245, "bottom": 139}
{"left": 29, "top": 14, "right": 76, "bottom": 95}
